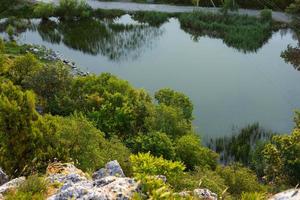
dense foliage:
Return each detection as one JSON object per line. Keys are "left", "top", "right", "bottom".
{"left": 0, "top": 0, "right": 299, "bottom": 197}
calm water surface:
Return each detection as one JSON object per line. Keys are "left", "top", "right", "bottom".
{"left": 5, "top": 15, "right": 300, "bottom": 137}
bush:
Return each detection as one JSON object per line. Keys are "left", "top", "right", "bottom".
{"left": 9, "top": 53, "right": 41, "bottom": 86}
{"left": 241, "top": 192, "right": 266, "bottom": 200}
{"left": 33, "top": 3, "right": 55, "bottom": 19}
{"left": 5, "top": 175, "right": 48, "bottom": 200}
{"left": 6, "top": 25, "right": 15, "bottom": 40}
{"left": 131, "top": 132, "right": 175, "bottom": 160}
{"left": 260, "top": 9, "right": 272, "bottom": 22}
{"left": 170, "top": 168, "right": 230, "bottom": 197}
{"left": 175, "top": 134, "right": 218, "bottom": 170}
{"left": 146, "top": 104, "right": 191, "bottom": 139}
{"left": 155, "top": 88, "right": 193, "bottom": 122}
{"left": 56, "top": 0, "right": 92, "bottom": 19}
{"left": 132, "top": 11, "right": 169, "bottom": 27}
{"left": 0, "top": 80, "right": 42, "bottom": 176}
{"left": 263, "top": 129, "right": 300, "bottom": 185}
{"left": 130, "top": 152, "right": 185, "bottom": 179}
{"left": 22, "top": 62, "right": 72, "bottom": 111}
{"left": 217, "top": 164, "right": 265, "bottom": 197}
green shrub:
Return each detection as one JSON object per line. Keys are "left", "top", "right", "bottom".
{"left": 8, "top": 53, "right": 41, "bottom": 86}
{"left": 132, "top": 11, "right": 169, "bottom": 27}
{"left": 0, "top": 80, "right": 43, "bottom": 176}
{"left": 155, "top": 88, "right": 193, "bottom": 122}
{"left": 175, "top": 134, "right": 218, "bottom": 170}
{"left": 263, "top": 128, "right": 300, "bottom": 185}
{"left": 6, "top": 25, "right": 15, "bottom": 40}
{"left": 41, "top": 113, "right": 132, "bottom": 173}
{"left": 260, "top": 9, "right": 272, "bottom": 22}
{"left": 217, "top": 164, "right": 265, "bottom": 197}
{"left": 146, "top": 104, "right": 191, "bottom": 139}
{"left": 33, "top": 3, "right": 55, "bottom": 19}
{"left": 170, "top": 168, "right": 230, "bottom": 198}
{"left": 56, "top": 0, "right": 92, "bottom": 19}
{"left": 22, "top": 62, "right": 72, "bottom": 112}
{"left": 130, "top": 152, "right": 185, "bottom": 179}
{"left": 241, "top": 192, "right": 267, "bottom": 200}
{"left": 4, "top": 175, "right": 47, "bottom": 200}
{"left": 131, "top": 132, "right": 175, "bottom": 160}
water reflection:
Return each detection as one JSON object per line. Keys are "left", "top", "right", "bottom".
{"left": 281, "top": 29, "right": 300, "bottom": 71}
{"left": 0, "top": 15, "right": 283, "bottom": 60}
{"left": 0, "top": 17, "right": 163, "bottom": 62}
{"left": 180, "top": 24, "right": 272, "bottom": 53}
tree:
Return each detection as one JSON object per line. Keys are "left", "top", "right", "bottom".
{"left": 263, "top": 129, "right": 300, "bottom": 185}
{"left": 0, "top": 80, "right": 42, "bottom": 176}
{"left": 22, "top": 63, "right": 72, "bottom": 112}
{"left": 9, "top": 53, "right": 41, "bottom": 86}
{"left": 175, "top": 134, "right": 218, "bottom": 170}
{"left": 146, "top": 104, "right": 192, "bottom": 139}
{"left": 155, "top": 88, "right": 193, "bottom": 122}
{"left": 131, "top": 132, "right": 175, "bottom": 160}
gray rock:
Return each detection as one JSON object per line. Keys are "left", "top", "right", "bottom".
{"left": 48, "top": 176, "right": 139, "bottom": 200}
{"left": 0, "top": 177, "right": 26, "bottom": 194}
{"left": 0, "top": 168, "right": 8, "bottom": 186}
{"left": 47, "top": 161, "right": 139, "bottom": 200}
{"left": 268, "top": 188, "right": 300, "bottom": 200}
{"left": 93, "top": 160, "right": 125, "bottom": 180}
{"left": 193, "top": 188, "right": 218, "bottom": 200}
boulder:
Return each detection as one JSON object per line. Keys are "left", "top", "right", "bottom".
{"left": 0, "top": 168, "right": 8, "bottom": 186}
{"left": 269, "top": 188, "right": 300, "bottom": 200}
{"left": 0, "top": 177, "right": 25, "bottom": 194}
{"left": 92, "top": 160, "right": 125, "bottom": 180}
{"left": 47, "top": 161, "right": 140, "bottom": 200}
{"left": 193, "top": 188, "right": 218, "bottom": 200}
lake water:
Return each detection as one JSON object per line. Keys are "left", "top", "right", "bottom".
{"left": 3, "top": 15, "right": 300, "bottom": 138}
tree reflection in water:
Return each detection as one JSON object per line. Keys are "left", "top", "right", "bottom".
{"left": 36, "top": 18, "right": 163, "bottom": 62}
{"left": 281, "top": 29, "right": 300, "bottom": 71}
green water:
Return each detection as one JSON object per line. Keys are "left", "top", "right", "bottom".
{"left": 5, "top": 15, "right": 300, "bottom": 137}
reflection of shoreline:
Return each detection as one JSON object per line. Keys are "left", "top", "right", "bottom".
{"left": 0, "top": 17, "right": 164, "bottom": 62}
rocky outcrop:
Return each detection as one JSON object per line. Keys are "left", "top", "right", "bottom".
{"left": 47, "top": 162, "right": 140, "bottom": 200}
{"left": 92, "top": 160, "right": 125, "bottom": 180}
{"left": 0, "top": 177, "right": 26, "bottom": 194}
{"left": 0, "top": 169, "right": 8, "bottom": 186}
{"left": 268, "top": 188, "right": 300, "bottom": 200}
{"left": 193, "top": 188, "right": 218, "bottom": 200}
{"left": 178, "top": 188, "right": 218, "bottom": 200}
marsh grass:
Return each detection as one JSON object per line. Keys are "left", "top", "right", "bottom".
{"left": 132, "top": 11, "right": 170, "bottom": 26}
